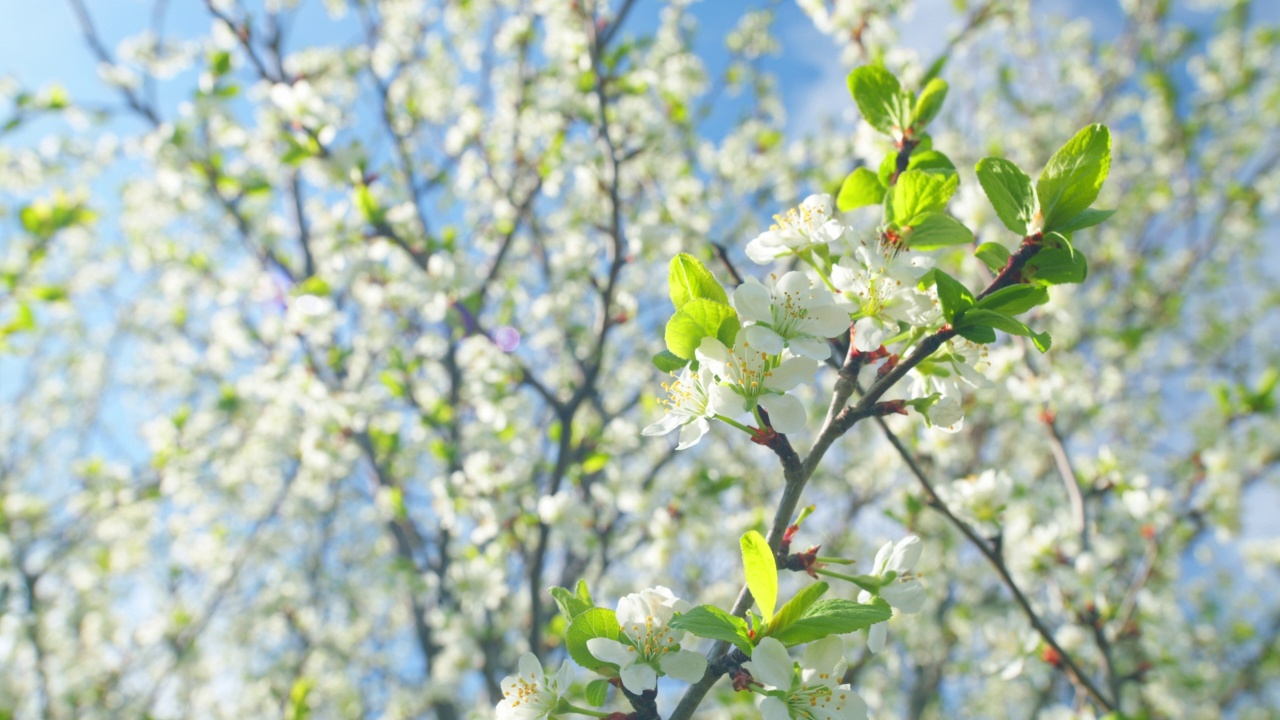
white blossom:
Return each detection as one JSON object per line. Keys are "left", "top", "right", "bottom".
{"left": 495, "top": 652, "right": 571, "bottom": 720}
{"left": 859, "top": 536, "right": 925, "bottom": 653}
{"left": 733, "top": 271, "right": 849, "bottom": 360}
{"left": 696, "top": 336, "right": 817, "bottom": 433}
{"left": 745, "top": 637, "right": 868, "bottom": 720}
{"left": 586, "top": 587, "right": 707, "bottom": 693}
{"left": 746, "top": 194, "right": 845, "bottom": 264}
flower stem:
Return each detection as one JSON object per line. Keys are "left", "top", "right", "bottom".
{"left": 561, "top": 703, "right": 611, "bottom": 718}
{"left": 715, "top": 414, "right": 756, "bottom": 435}
{"left": 800, "top": 252, "right": 840, "bottom": 295}
{"left": 815, "top": 567, "right": 881, "bottom": 594}
{"left": 815, "top": 555, "right": 855, "bottom": 565}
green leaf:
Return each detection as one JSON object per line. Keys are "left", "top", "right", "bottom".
{"left": 1054, "top": 208, "right": 1115, "bottom": 234}
{"left": 975, "top": 157, "right": 1039, "bottom": 236}
{"left": 585, "top": 679, "right": 610, "bottom": 707}
{"left": 956, "top": 309, "right": 1051, "bottom": 350}
{"left": 886, "top": 170, "right": 959, "bottom": 226}
{"left": 740, "top": 531, "right": 778, "bottom": 624}
{"left": 669, "top": 605, "right": 754, "bottom": 655}
{"left": 836, "top": 168, "right": 885, "bottom": 211}
{"left": 1024, "top": 233, "right": 1088, "bottom": 285}
{"left": 653, "top": 350, "right": 689, "bottom": 372}
{"left": 287, "top": 678, "right": 312, "bottom": 720}
{"left": 932, "top": 271, "right": 974, "bottom": 324}
{"left": 765, "top": 581, "right": 829, "bottom": 640}
{"left": 1037, "top": 124, "right": 1112, "bottom": 232}
{"left": 847, "top": 65, "right": 912, "bottom": 136}
{"left": 547, "top": 583, "right": 595, "bottom": 622}
{"left": 668, "top": 253, "right": 728, "bottom": 311}
{"left": 769, "top": 598, "right": 892, "bottom": 646}
{"left": 878, "top": 148, "right": 956, "bottom": 187}
{"left": 911, "top": 78, "right": 948, "bottom": 130}
{"left": 955, "top": 323, "right": 996, "bottom": 344}
{"left": 903, "top": 212, "right": 972, "bottom": 251}
{"left": 566, "top": 607, "right": 622, "bottom": 671}
{"left": 974, "top": 242, "right": 1011, "bottom": 272}
{"left": 354, "top": 184, "right": 384, "bottom": 226}
{"left": 664, "top": 299, "right": 739, "bottom": 360}
{"left": 975, "top": 285, "right": 1049, "bottom": 316}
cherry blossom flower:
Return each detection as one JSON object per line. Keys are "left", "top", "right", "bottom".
{"left": 496, "top": 652, "right": 572, "bottom": 720}
{"left": 832, "top": 246, "right": 938, "bottom": 352}
{"left": 746, "top": 194, "right": 845, "bottom": 264}
{"left": 642, "top": 364, "right": 737, "bottom": 449}
{"left": 733, "top": 271, "right": 850, "bottom": 361}
{"left": 586, "top": 586, "right": 707, "bottom": 693}
{"left": 744, "top": 637, "right": 868, "bottom": 720}
{"left": 858, "top": 536, "right": 925, "bottom": 653}
{"left": 696, "top": 336, "right": 818, "bottom": 434}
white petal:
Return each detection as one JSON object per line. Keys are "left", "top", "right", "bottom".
{"left": 881, "top": 580, "right": 925, "bottom": 614}
{"left": 694, "top": 336, "right": 731, "bottom": 373}
{"left": 708, "top": 383, "right": 742, "bottom": 417}
{"left": 517, "top": 652, "right": 542, "bottom": 679}
{"left": 642, "top": 413, "right": 683, "bottom": 437}
{"left": 745, "top": 324, "right": 785, "bottom": 355}
{"left": 749, "top": 637, "right": 795, "bottom": 690}
{"left": 816, "top": 218, "right": 845, "bottom": 244}
{"left": 615, "top": 594, "right": 648, "bottom": 627}
{"left": 790, "top": 336, "right": 834, "bottom": 361}
{"left": 732, "top": 279, "right": 774, "bottom": 322}
{"left": 834, "top": 687, "right": 868, "bottom": 720}
{"left": 675, "top": 417, "right": 709, "bottom": 450}
{"left": 659, "top": 649, "right": 708, "bottom": 683}
{"left": 802, "top": 636, "right": 845, "bottom": 678}
{"left": 586, "top": 638, "right": 633, "bottom": 667}
{"left": 805, "top": 304, "right": 852, "bottom": 339}
{"left": 888, "top": 536, "right": 922, "bottom": 571}
{"left": 620, "top": 662, "right": 658, "bottom": 693}
{"left": 867, "top": 622, "right": 887, "bottom": 654}
{"left": 746, "top": 234, "right": 784, "bottom": 264}
{"left": 853, "top": 317, "right": 888, "bottom": 352}
{"left": 871, "top": 541, "right": 894, "bottom": 574}
{"left": 802, "top": 193, "right": 832, "bottom": 215}
{"left": 759, "top": 393, "right": 806, "bottom": 434}
{"left": 765, "top": 356, "right": 817, "bottom": 392}
{"left": 760, "top": 696, "right": 792, "bottom": 720}
{"left": 776, "top": 270, "right": 811, "bottom": 295}
{"left": 553, "top": 660, "right": 574, "bottom": 689}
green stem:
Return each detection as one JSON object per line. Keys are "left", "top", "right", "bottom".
{"left": 752, "top": 404, "right": 767, "bottom": 429}
{"left": 800, "top": 252, "right": 839, "bottom": 295}
{"left": 815, "top": 555, "right": 855, "bottom": 565}
{"left": 560, "top": 702, "right": 610, "bottom": 718}
{"left": 714, "top": 414, "right": 756, "bottom": 435}
{"left": 815, "top": 568, "right": 881, "bottom": 594}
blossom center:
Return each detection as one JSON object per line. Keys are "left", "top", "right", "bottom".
{"left": 626, "top": 613, "right": 678, "bottom": 661}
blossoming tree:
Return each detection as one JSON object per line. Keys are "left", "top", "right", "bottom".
{"left": 1, "top": 1, "right": 1277, "bottom": 719}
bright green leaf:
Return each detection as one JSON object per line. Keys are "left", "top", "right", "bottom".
{"left": 932, "top": 271, "right": 974, "bottom": 324}
{"left": 740, "top": 531, "right": 778, "bottom": 624}
{"left": 652, "top": 350, "right": 689, "bottom": 372}
{"left": 886, "top": 170, "right": 959, "bottom": 226}
{"left": 847, "top": 65, "right": 912, "bottom": 137}
{"left": 836, "top": 167, "right": 885, "bottom": 211}
{"left": 974, "top": 242, "right": 1011, "bottom": 272}
{"left": 669, "top": 605, "right": 754, "bottom": 655}
{"left": 911, "top": 78, "right": 948, "bottom": 130}
{"left": 769, "top": 598, "right": 892, "bottom": 646}
{"left": 668, "top": 253, "right": 728, "bottom": 311}
{"left": 1054, "top": 208, "right": 1115, "bottom": 234}
{"left": 904, "top": 212, "right": 972, "bottom": 251}
{"left": 976, "top": 157, "right": 1039, "bottom": 236}
{"left": 585, "top": 679, "right": 610, "bottom": 707}
{"left": 1037, "top": 124, "right": 1112, "bottom": 231}
{"left": 1025, "top": 234, "right": 1088, "bottom": 285}
{"left": 975, "top": 285, "right": 1049, "bottom": 316}
{"left": 765, "top": 581, "right": 829, "bottom": 641}
{"left": 664, "top": 299, "right": 739, "bottom": 360}
{"left": 566, "top": 608, "right": 622, "bottom": 671}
